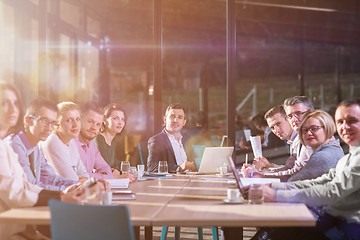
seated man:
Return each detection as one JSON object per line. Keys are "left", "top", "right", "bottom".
{"left": 255, "top": 99, "right": 360, "bottom": 239}
{"left": 8, "top": 98, "right": 77, "bottom": 190}
{"left": 0, "top": 138, "right": 85, "bottom": 239}
{"left": 147, "top": 103, "right": 196, "bottom": 172}
{"left": 75, "top": 101, "right": 135, "bottom": 181}
{"left": 244, "top": 97, "right": 314, "bottom": 181}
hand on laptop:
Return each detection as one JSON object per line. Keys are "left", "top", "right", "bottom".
{"left": 179, "top": 161, "right": 196, "bottom": 172}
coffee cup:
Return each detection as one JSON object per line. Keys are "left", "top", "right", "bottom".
{"left": 227, "top": 188, "right": 240, "bottom": 202}
{"left": 219, "top": 166, "right": 227, "bottom": 175}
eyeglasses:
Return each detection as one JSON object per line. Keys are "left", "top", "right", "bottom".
{"left": 301, "top": 125, "right": 324, "bottom": 135}
{"left": 29, "top": 115, "right": 58, "bottom": 127}
{"left": 286, "top": 111, "right": 307, "bottom": 120}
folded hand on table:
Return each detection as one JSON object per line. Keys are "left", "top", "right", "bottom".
{"left": 60, "top": 184, "right": 84, "bottom": 203}
{"left": 241, "top": 163, "right": 263, "bottom": 178}
{"left": 253, "top": 157, "right": 273, "bottom": 170}
{"left": 113, "top": 172, "right": 135, "bottom": 182}
{"left": 262, "top": 184, "right": 276, "bottom": 202}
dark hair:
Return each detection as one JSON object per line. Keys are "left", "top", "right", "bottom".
{"left": 264, "top": 105, "right": 286, "bottom": 120}
{"left": 336, "top": 98, "right": 360, "bottom": 109}
{"left": 0, "top": 81, "right": 23, "bottom": 135}
{"left": 80, "top": 101, "right": 104, "bottom": 116}
{"left": 196, "top": 111, "right": 208, "bottom": 129}
{"left": 165, "top": 103, "right": 185, "bottom": 117}
{"left": 251, "top": 112, "right": 267, "bottom": 128}
{"left": 283, "top": 96, "right": 314, "bottom": 111}
{"left": 100, "top": 103, "right": 126, "bottom": 133}
{"left": 25, "top": 98, "right": 57, "bottom": 117}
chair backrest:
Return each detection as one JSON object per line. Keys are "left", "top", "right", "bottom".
{"left": 49, "top": 199, "right": 135, "bottom": 240}
{"left": 192, "top": 145, "right": 207, "bottom": 170}
{"left": 137, "top": 142, "right": 148, "bottom": 170}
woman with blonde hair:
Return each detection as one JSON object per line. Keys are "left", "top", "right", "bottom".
{"left": 288, "top": 109, "right": 344, "bottom": 181}
{"left": 41, "top": 102, "right": 89, "bottom": 181}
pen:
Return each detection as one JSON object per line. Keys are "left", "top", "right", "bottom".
{"left": 245, "top": 154, "right": 248, "bottom": 165}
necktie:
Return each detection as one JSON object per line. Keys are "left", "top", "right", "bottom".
{"left": 29, "top": 152, "right": 36, "bottom": 177}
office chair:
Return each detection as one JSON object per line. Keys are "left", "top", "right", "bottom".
{"left": 49, "top": 200, "right": 135, "bottom": 240}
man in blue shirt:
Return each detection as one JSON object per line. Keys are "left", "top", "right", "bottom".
{"left": 8, "top": 98, "right": 76, "bottom": 190}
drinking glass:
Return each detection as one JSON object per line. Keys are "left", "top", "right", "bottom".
{"left": 84, "top": 186, "right": 100, "bottom": 205}
{"left": 137, "top": 165, "right": 145, "bottom": 180}
{"left": 129, "top": 166, "right": 137, "bottom": 174}
{"left": 100, "top": 191, "right": 113, "bottom": 205}
{"left": 120, "top": 161, "right": 130, "bottom": 174}
{"left": 158, "top": 161, "right": 168, "bottom": 174}
{"left": 248, "top": 184, "right": 264, "bottom": 204}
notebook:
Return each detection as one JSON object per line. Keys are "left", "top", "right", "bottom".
{"left": 189, "top": 147, "right": 234, "bottom": 174}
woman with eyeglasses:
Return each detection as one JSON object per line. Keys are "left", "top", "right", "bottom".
{"left": 0, "top": 82, "right": 84, "bottom": 239}
{"left": 288, "top": 109, "right": 344, "bottom": 181}
{"left": 41, "top": 102, "right": 89, "bottom": 181}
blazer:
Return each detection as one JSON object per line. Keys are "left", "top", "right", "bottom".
{"left": 147, "top": 129, "right": 178, "bottom": 172}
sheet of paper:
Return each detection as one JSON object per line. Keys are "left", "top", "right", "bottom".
{"left": 240, "top": 177, "right": 280, "bottom": 187}
{"left": 106, "top": 178, "right": 130, "bottom": 189}
{"left": 250, "top": 136, "right": 262, "bottom": 158}
{"left": 244, "top": 129, "right": 251, "bottom": 141}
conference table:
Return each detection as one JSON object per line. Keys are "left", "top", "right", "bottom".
{"left": 0, "top": 174, "right": 316, "bottom": 240}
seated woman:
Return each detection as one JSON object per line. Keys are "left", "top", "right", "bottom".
{"left": 287, "top": 109, "right": 344, "bottom": 181}
{"left": 0, "top": 82, "right": 83, "bottom": 239}
{"left": 41, "top": 102, "right": 89, "bottom": 181}
{"left": 94, "top": 103, "right": 126, "bottom": 170}
{"left": 244, "top": 109, "right": 343, "bottom": 182}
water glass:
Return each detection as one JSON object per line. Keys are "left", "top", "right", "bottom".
{"left": 137, "top": 164, "right": 145, "bottom": 180}
{"left": 248, "top": 184, "right": 264, "bottom": 204}
{"left": 120, "top": 161, "right": 130, "bottom": 174}
{"left": 100, "top": 191, "right": 113, "bottom": 205}
{"left": 84, "top": 186, "right": 100, "bottom": 205}
{"left": 158, "top": 161, "right": 168, "bottom": 174}
{"left": 129, "top": 166, "right": 137, "bottom": 174}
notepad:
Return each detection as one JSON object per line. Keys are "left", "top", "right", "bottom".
{"left": 106, "top": 178, "right": 130, "bottom": 189}
{"left": 112, "top": 192, "right": 136, "bottom": 200}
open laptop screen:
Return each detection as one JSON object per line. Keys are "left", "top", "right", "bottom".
{"left": 197, "top": 147, "right": 234, "bottom": 174}
{"left": 228, "top": 156, "right": 248, "bottom": 200}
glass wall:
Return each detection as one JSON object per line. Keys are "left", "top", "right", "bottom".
{"left": 1, "top": 0, "right": 360, "bottom": 164}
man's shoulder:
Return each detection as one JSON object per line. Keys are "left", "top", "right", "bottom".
{"left": 8, "top": 132, "right": 29, "bottom": 150}
{"left": 149, "top": 130, "right": 167, "bottom": 142}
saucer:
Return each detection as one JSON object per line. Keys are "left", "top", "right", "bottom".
{"left": 223, "top": 199, "right": 244, "bottom": 204}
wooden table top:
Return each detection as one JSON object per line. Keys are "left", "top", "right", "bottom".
{"left": 0, "top": 175, "right": 316, "bottom": 228}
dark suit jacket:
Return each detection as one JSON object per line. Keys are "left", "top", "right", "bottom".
{"left": 147, "top": 129, "right": 178, "bottom": 172}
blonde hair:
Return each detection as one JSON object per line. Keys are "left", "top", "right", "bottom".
{"left": 56, "top": 102, "right": 80, "bottom": 124}
{"left": 299, "top": 110, "right": 336, "bottom": 146}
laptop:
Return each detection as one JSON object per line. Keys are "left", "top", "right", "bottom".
{"left": 191, "top": 147, "right": 234, "bottom": 174}
{"left": 228, "top": 156, "right": 248, "bottom": 200}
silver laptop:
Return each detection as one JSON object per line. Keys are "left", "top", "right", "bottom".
{"left": 191, "top": 147, "right": 234, "bottom": 174}
{"left": 228, "top": 156, "right": 248, "bottom": 200}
